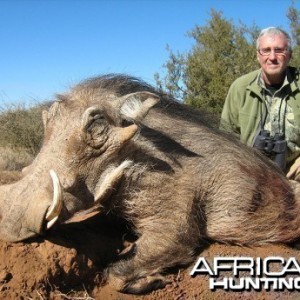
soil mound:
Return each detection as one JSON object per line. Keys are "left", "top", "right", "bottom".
{"left": 0, "top": 171, "right": 299, "bottom": 300}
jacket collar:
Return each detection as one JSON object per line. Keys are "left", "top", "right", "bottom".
{"left": 246, "top": 67, "right": 300, "bottom": 98}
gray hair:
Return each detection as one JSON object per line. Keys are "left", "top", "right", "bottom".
{"left": 256, "top": 27, "right": 292, "bottom": 51}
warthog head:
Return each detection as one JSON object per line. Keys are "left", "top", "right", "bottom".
{"left": 0, "top": 74, "right": 159, "bottom": 241}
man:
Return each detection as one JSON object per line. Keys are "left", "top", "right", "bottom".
{"left": 221, "top": 26, "right": 300, "bottom": 180}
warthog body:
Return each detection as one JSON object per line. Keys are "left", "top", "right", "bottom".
{"left": 1, "top": 74, "right": 300, "bottom": 293}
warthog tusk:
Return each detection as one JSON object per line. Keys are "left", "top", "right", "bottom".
{"left": 46, "top": 216, "right": 59, "bottom": 229}
{"left": 94, "top": 160, "right": 133, "bottom": 203}
{"left": 46, "top": 170, "right": 63, "bottom": 229}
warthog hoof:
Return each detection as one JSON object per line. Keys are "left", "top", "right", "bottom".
{"left": 109, "top": 273, "right": 169, "bottom": 294}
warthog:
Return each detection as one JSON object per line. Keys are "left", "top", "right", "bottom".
{"left": 1, "top": 74, "right": 300, "bottom": 293}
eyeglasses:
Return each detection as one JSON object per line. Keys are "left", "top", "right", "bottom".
{"left": 257, "top": 47, "right": 289, "bottom": 56}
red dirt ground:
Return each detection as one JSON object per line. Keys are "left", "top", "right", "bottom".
{"left": 1, "top": 171, "right": 300, "bottom": 300}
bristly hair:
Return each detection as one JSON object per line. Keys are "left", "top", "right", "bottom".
{"left": 74, "top": 73, "right": 157, "bottom": 97}
{"left": 56, "top": 73, "right": 221, "bottom": 131}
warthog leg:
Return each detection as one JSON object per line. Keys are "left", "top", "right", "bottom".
{"left": 107, "top": 219, "right": 198, "bottom": 294}
{"left": 109, "top": 272, "right": 168, "bottom": 295}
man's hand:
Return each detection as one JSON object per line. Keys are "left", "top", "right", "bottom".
{"left": 287, "top": 156, "right": 300, "bottom": 181}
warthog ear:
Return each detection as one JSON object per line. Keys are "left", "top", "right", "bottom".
{"left": 120, "top": 92, "right": 160, "bottom": 123}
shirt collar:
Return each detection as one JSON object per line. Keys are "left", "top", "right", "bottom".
{"left": 256, "top": 69, "right": 289, "bottom": 90}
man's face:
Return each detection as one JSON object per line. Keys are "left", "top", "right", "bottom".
{"left": 257, "top": 33, "right": 292, "bottom": 84}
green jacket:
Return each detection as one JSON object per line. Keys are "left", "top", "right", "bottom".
{"left": 220, "top": 67, "right": 300, "bottom": 168}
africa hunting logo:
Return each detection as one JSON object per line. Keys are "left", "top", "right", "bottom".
{"left": 190, "top": 256, "right": 300, "bottom": 291}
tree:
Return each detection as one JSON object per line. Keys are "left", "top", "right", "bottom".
{"left": 156, "top": 6, "right": 299, "bottom": 115}
{"left": 184, "top": 10, "right": 258, "bottom": 114}
{"left": 287, "top": 2, "right": 300, "bottom": 66}
{"left": 154, "top": 45, "right": 187, "bottom": 100}
{"left": 155, "top": 10, "right": 259, "bottom": 115}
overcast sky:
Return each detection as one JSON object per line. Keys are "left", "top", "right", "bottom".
{"left": 1, "top": 0, "right": 299, "bottom": 104}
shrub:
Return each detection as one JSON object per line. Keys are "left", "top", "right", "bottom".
{"left": 0, "top": 146, "right": 34, "bottom": 171}
{"left": 0, "top": 102, "right": 50, "bottom": 156}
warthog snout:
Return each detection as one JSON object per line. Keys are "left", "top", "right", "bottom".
{"left": 0, "top": 170, "right": 63, "bottom": 241}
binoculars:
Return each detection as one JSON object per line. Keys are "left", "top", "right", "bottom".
{"left": 253, "top": 130, "right": 287, "bottom": 171}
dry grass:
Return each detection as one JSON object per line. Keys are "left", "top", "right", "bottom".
{"left": 0, "top": 101, "right": 50, "bottom": 157}
{"left": 0, "top": 146, "right": 34, "bottom": 171}
{"left": 0, "top": 101, "right": 51, "bottom": 171}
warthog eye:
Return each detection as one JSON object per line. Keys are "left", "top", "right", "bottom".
{"left": 86, "top": 113, "right": 106, "bottom": 131}
{"left": 93, "top": 114, "right": 103, "bottom": 120}
{"left": 121, "top": 119, "right": 134, "bottom": 127}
